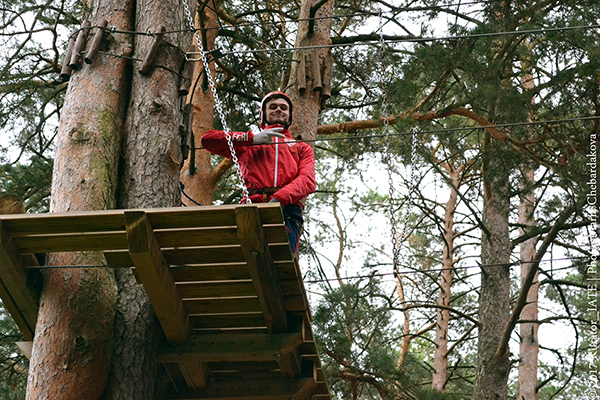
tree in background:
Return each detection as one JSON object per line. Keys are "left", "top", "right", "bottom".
{"left": 1, "top": 0, "right": 599, "bottom": 399}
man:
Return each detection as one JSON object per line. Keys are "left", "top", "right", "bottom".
{"left": 201, "top": 91, "right": 316, "bottom": 253}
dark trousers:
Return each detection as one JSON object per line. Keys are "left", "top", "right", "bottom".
{"left": 283, "top": 204, "right": 303, "bottom": 254}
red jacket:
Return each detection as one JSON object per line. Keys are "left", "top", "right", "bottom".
{"left": 201, "top": 124, "right": 316, "bottom": 206}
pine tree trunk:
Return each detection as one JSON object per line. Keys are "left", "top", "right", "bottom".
{"left": 472, "top": 132, "right": 511, "bottom": 400}
{"left": 180, "top": 3, "right": 219, "bottom": 206}
{"left": 518, "top": 41, "right": 539, "bottom": 400}
{"left": 25, "top": 1, "right": 134, "bottom": 398}
{"left": 518, "top": 167, "right": 539, "bottom": 400}
{"left": 288, "top": 0, "right": 335, "bottom": 143}
{"left": 432, "top": 166, "right": 459, "bottom": 392}
{"left": 104, "top": 0, "right": 193, "bottom": 398}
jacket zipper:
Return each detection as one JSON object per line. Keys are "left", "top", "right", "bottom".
{"left": 273, "top": 137, "right": 279, "bottom": 187}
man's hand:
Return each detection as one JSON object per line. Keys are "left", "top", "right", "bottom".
{"left": 253, "top": 127, "right": 285, "bottom": 144}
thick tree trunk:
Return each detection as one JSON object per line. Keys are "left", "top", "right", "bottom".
{"left": 432, "top": 166, "right": 460, "bottom": 392}
{"left": 287, "top": 0, "right": 335, "bottom": 143}
{"left": 518, "top": 42, "right": 540, "bottom": 400}
{"left": 104, "top": 0, "right": 193, "bottom": 398}
{"left": 25, "top": 1, "right": 134, "bottom": 399}
{"left": 518, "top": 168, "right": 539, "bottom": 400}
{"left": 180, "top": 2, "right": 219, "bottom": 206}
{"left": 472, "top": 132, "right": 511, "bottom": 400}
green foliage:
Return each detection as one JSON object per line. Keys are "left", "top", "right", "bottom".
{"left": 0, "top": 305, "right": 27, "bottom": 400}
{"left": 0, "top": 156, "right": 52, "bottom": 213}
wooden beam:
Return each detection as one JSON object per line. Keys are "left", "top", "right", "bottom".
{"left": 0, "top": 220, "right": 38, "bottom": 340}
{"left": 278, "top": 316, "right": 303, "bottom": 378}
{"left": 165, "top": 377, "right": 316, "bottom": 400}
{"left": 179, "top": 361, "right": 208, "bottom": 389}
{"left": 158, "top": 331, "right": 303, "bottom": 363}
{"left": 235, "top": 206, "right": 288, "bottom": 332}
{"left": 124, "top": 211, "right": 189, "bottom": 343}
{"left": 278, "top": 348, "right": 302, "bottom": 378}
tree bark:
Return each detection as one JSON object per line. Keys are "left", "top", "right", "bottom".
{"left": 104, "top": 0, "right": 193, "bottom": 398}
{"left": 287, "top": 0, "right": 335, "bottom": 143}
{"left": 517, "top": 167, "right": 539, "bottom": 400}
{"left": 518, "top": 41, "right": 540, "bottom": 400}
{"left": 472, "top": 132, "right": 511, "bottom": 400}
{"left": 25, "top": 0, "right": 134, "bottom": 398}
{"left": 180, "top": 1, "right": 220, "bottom": 206}
{"left": 432, "top": 166, "right": 460, "bottom": 392}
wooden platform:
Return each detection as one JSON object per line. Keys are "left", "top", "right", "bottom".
{"left": 0, "top": 204, "right": 330, "bottom": 400}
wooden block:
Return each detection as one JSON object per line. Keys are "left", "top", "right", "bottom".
{"left": 139, "top": 26, "right": 166, "bottom": 75}
{"left": 125, "top": 211, "right": 189, "bottom": 343}
{"left": 84, "top": 19, "right": 107, "bottom": 64}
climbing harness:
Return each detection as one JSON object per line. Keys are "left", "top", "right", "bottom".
{"left": 183, "top": 0, "right": 251, "bottom": 203}
{"left": 378, "top": 10, "right": 418, "bottom": 276}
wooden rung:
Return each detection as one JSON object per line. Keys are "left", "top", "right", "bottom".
{"left": 139, "top": 26, "right": 166, "bottom": 75}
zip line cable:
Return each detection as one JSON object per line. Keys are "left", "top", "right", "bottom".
{"left": 186, "top": 24, "right": 600, "bottom": 58}
{"left": 187, "top": 115, "right": 600, "bottom": 151}
{"left": 65, "top": 23, "right": 600, "bottom": 59}
{"left": 302, "top": 256, "right": 589, "bottom": 284}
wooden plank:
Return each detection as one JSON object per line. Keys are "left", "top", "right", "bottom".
{"left": 236, "top": 207, "right": 288, "bottom": 333}
{"left": 158, "top": 331, "right": 303, "bottom": 363}
{"left": 0, "top": 203, "right": 284, "bottom": 236}
{"left": 164, "top": 377, "right": 316, "bottom": 400}
{"left": 268, "top": 243, "right": 294, "bottom": 262}
{"left": 155, "top": 227, "right": 240, "bottom": 247}
{"left": 190, "top": 313, "right": 266, "bottom": 330}
{"left": 176, "top": 281, "right": 256, "bottom": 299}
{"left": 210, "top": 370, "right": 283, "bottom": 381}
{"left": 125, "top": 211, "right": 189, "bottom": 343}
{"left": 166, "top": 245, "right": 246, "bottom": 266}
{"left": 1, "top": 210, "right": 126, "bottom": 236}
{"left": 14, "top": 231, "right": 127, "bottom": 253}
{"left": 0, "top": 278, "right": 35, "bottom": 341}
{"left": 210, "top": 361, "right": 279, "bottom": 371}
{"left": 0, "top": 221, "right": 38, "bottom": 340}
{"left": 164, "top": 248, "right": 246, "bottom": 266}
{"left": 184, "top": 297, "right": 261, "bottom": 314}
{"left": 170, "top": 263, "right": 250, "bottom": 282}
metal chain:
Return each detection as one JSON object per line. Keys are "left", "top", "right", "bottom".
{"left": 182, "top": 0, "right": 251, "bottom": 202}
{"left": 379, "top": 9, "right": 417, "bottom": 276}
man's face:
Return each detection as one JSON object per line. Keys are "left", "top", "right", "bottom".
{"left": 265, "top": 98, "right": 290, "bottom": 126}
